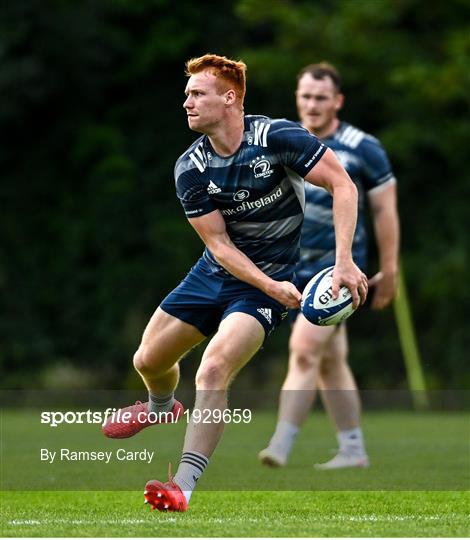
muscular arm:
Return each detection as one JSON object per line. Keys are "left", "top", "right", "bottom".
{"left": 188, "top": 210, "right": 301, "bottom": 308}
{"left": 304, "top": 147, "right": 367, "bottom": 307}
{"left": 368, "top": 181, "right": 400, "bottom": 309}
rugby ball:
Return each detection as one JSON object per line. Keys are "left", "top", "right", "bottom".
{"left": 301, "top": 266, "right": 355, "bottom": 326}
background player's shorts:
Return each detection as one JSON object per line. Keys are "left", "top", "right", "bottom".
{"left": 160, "top": 257, "right": 288, "bottom": 338}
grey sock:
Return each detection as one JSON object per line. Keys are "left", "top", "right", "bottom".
{"left": 174, "top": 451, "right": 209, "bottom": 503}
{"left": 148, "top": 392, "right": 175, "bottom": 414}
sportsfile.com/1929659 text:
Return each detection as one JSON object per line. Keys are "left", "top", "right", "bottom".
{"left": 40, "top": 407, "right": 252, "bottom": 428}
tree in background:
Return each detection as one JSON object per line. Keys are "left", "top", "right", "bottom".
{"left": 0, "top": 0, "right": 245, "bottom": 387}
{"left": 1, "top": 0, "right": 468, "bottom": 390}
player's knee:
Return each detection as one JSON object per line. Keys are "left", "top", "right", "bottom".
{"left": 133, "top": 345, "right": 155, "bottom": 375}
{"left": 195, "top": 361, "right": 230, "bottom": 390}
{"left": 289, "top": 346, "right": 321, "bottom": 374}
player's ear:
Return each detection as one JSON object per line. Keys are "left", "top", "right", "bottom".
{"left": 335, "top": 93, "right": 345, "bottom": 111}
{"left": 224, "top": 89, "right": 236, "bottom": 105}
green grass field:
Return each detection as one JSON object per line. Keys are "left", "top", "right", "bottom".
{"left": 1, "top": 409, "right": 469, "bottom": 537}
{"left": 2, "top": 490, "right": 468, "bottom": 537}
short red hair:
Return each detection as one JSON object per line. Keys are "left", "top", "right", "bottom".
{"left": 185, "top": 54, "right": 247, "bottom": 103}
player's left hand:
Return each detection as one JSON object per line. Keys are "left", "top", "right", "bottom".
{"left": 332, "top": 260, "right": 368, "bottom": 310}
{"left": 368, "top": 270, "right": 398, "bottom": 310}
{"left": 266, "top": 280, "right": 302, "bottom": 309}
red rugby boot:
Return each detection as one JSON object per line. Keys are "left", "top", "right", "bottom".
{"left": 102, "top": 400, "right": 184, "bottom": 439}
{"left": 144, "top": 469, "right": 188, "bottom": 512}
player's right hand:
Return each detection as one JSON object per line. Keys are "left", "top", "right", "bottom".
{"left": 266, "top": 280, "right": 301, "bottom": 309}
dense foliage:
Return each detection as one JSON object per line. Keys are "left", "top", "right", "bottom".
{"left": 1, "top": 0, "right": 469, "bottom": 389}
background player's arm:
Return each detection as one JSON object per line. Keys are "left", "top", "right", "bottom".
{"left": 188, "top": 210, "right": 301, "bottom": 308}
{"left": 304, "top": 147, "right": 367, "bottom": 307}
{"left": 368, "top": 181, "right": 400, "bottom": 309}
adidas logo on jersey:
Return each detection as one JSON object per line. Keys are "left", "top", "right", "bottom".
{"left": 207, "top": 181, "right": 221, "bottom": 194}
{"left": 257, "top": 308, "right": 272, "bottom": 324}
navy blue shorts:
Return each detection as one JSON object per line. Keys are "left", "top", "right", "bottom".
{"left": 160, "top": 257, "right": 288, "bottom": 337}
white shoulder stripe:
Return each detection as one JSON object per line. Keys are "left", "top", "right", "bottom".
{"left": 350, "top": 130, "right": 364, "bottom": 148}
{"left": 338, "top": 126, "right": 353, "bottom": 144}
{"left": 262, "top": 123, "right": 270, "bottom": 146}
{"left": 253, "top": 121, "right": 270, "bottom": 147}
{"left": 189, "top": 152, "right": 205, "bottom": 172}
{"left": 189, "top": 144, "right": 207, "bottom": 172}
{"left": 343, "top": 127, "right": 359, "bottom": 146}
{"left": 338, "top": 126, "right": 365, "bottom": 148}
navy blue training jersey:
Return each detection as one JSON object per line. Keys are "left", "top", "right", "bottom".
{"left": 298, "top": 121, "right": 395, "bottom": 279}
{"left": 174, "top": 115, "right": 327, "bottom": 282}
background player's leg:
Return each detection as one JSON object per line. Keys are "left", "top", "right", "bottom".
{"left": 316, "top": 324, "right": 369, "bottom": 469}
{"left": 318, "top": 324, "right": 358, "bottom": 429}
{"left": 281, "top": 316, "right": 336, "bottom": 423}
{"left": 173, "top": 312, "right": 265, "bottom": 502}
{"left": 259, "top": 315, "right": 336, "bottom": 466}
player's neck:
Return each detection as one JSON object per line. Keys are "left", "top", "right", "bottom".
{"left": 306, "top": 117, "right": 340, "bottom": 139}
{"left": 207, "top": 112, "right": 244, "bottom": 157}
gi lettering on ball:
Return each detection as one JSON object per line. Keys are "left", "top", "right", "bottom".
{"left": 301, "top": 266, "right": 355, "bottom": 326}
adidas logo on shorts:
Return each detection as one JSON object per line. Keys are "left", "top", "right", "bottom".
{"left": 257, "top": 308, "right": 272, "bottom": 324}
